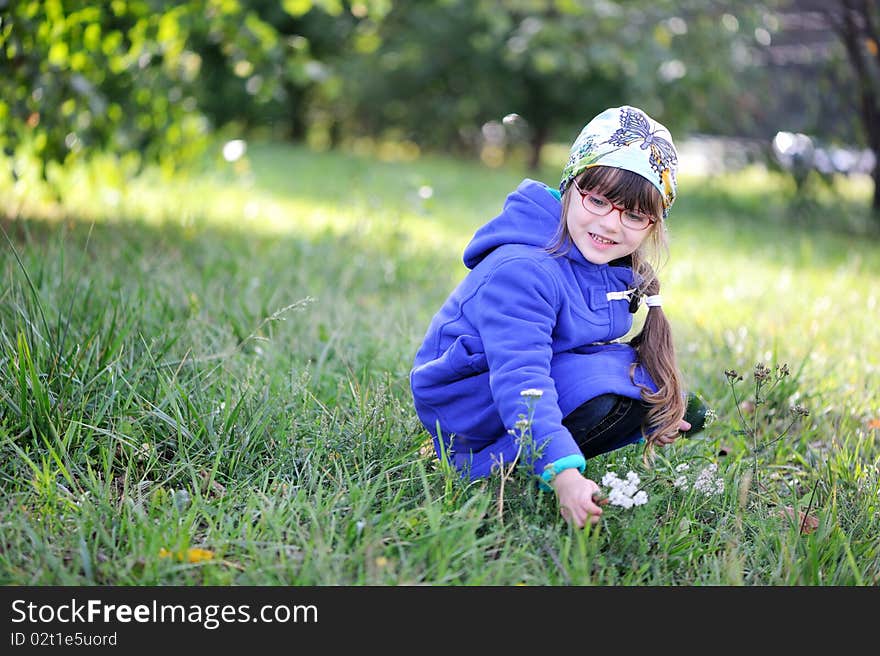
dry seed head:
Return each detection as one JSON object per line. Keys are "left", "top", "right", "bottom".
{"left": 791, "top": 404, "right": 810, "bottom": 417}
{"left": 724, "top": 369, "right": 743, "bottom": 382}
{"left": 753, "top": 362, "right": 772, "bottom": 382}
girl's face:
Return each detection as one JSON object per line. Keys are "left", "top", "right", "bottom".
{"left": 565, "top": 184, "right": 656, "bottom": 265}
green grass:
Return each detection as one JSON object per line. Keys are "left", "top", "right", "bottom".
{"left": 1, "top": 142, "right": 878, "bottom": 585}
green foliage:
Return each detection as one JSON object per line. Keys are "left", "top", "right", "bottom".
{"left": 2, "top": 1, "right": 203, "bottom": 174}
{"left": 2, "top": 0, "right": 875, "bottom": 214}
{"left": 0, "top": 0, "right": 345, "bottom": 177}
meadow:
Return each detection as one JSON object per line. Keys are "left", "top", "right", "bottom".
{"left": 1, "top": 142, "right": 878, "bottom": 585}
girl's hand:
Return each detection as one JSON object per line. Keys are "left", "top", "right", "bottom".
{"left": 655, "top": 419, "right": 692, "bottom": 446}
{"left": 551, "top": 469, "right": 606, "bottom": 529}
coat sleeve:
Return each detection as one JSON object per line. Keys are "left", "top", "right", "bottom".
{"left": 468, "top": 256, "right": 582, "bottom": 475}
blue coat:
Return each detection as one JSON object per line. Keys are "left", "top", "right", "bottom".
{"left": 410, "top": 179, "right": 656, "bottom": 480}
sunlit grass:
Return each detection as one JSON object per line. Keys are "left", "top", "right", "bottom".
{"left": 1, "top": 142, "right": 878, "bottom": 585}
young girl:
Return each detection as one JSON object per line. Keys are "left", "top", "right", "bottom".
{"left": 410, "top": 106, "right": 698, "bottom": 529}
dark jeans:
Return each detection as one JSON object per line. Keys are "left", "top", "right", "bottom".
{"left": 562, "top": 394, "right": 649, "bottom": 459}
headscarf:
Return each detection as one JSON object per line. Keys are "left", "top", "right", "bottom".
{"left": 560, "top": 106, "right": 678, "bottom": 218}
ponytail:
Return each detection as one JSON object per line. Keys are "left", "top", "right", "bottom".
{"left": 629, "top": 254, "right": 686, "bottom": 464}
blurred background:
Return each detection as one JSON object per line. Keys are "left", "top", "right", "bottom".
{"left": 1, "top": 0, "right": 878, "bottom": 220}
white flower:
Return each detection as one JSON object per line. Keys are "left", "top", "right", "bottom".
{"left": 514, "top": 419, "right": 530, "bottom": 431}
{"left": 602, "top": 472, "right": 621, "bottom": 487}
{"left": 520, "top": 388, "right": 544, "bottom": 398}
{"left": 609, "top": 488, "right": 634, "bottom": 508}
{"left": 673, "top": 475, "right": 689, "bottom": 488}
{"left": 675, "top": 463, "right": 690, "bottom": 473}
{"left": 693, "top": 464, "right": 724, "bottom": 496}
{"left": 601, "top": 469, "right": 649, "bottom": 508}
{"left": 704, "top": 408, "right": 718, "bottom": 427}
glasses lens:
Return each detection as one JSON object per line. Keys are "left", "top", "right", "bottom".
{"left": 621, "top": 211, "right": 654, "bottom": 230}
{"left": 582, "top": 193, "right": 612, "bottom": 215}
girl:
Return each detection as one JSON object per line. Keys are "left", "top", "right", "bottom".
{"left": 410, "top": 106, "right": 700, "bottom": 529}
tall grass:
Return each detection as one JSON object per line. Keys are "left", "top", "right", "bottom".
{"left": 0, "top": 143, "right": 878, "bottom": 584}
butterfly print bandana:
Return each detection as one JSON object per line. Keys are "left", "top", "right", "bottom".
{"left": 560, "top": 106, "right": 678, "bottom": 218}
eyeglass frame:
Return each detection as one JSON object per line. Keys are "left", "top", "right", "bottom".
{"left": 570, "top": 177, "right": 660, "bottom": 231}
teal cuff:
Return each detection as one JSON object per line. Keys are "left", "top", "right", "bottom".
{"left": 546, "top": 186, "right": 562, "bottom": 201}
{"left": 538, "top": 454, "right": 587, "bottom": 492}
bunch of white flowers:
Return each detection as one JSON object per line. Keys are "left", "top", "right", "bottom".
{"left": 671, "top": 462, "right": 724, "bottom": 496}
{"left": 673, "top": 463, "right": 690, "bottom": 489}
{"left": 693, "top": 463, "right": 724, "bottom": 496}
{"left": 601, "top": 471, "right": 648, "bottom": 508}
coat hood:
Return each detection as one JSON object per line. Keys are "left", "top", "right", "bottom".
{"left": 463, "top": 179, "right": 561, "bottom": 270}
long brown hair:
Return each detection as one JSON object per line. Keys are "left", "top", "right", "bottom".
{"left": 548, "top": 166, "right": 686, "bottom": 461}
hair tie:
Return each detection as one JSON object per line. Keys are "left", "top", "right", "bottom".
{"left": 645, "top": 294, "right": 663, "bottom": 307}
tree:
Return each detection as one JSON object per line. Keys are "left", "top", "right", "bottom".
{"left": 0, "top": 0, "right": 343, "bottom": 181}
{"left": 814, "top": 0, "right": 880, "bottom": 213}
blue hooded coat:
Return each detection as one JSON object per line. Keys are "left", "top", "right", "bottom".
{"left": 410, "top": 179, "right": 657, "bottom": 480}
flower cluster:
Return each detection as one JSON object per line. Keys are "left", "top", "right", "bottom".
{"left": 693, "top": 464, "right": 724, "bottom": 496}
{"left": 672, "top": 462, "right": 725, "bottom": 496}
{"left": 601, "top": 471, "right": 648, "bottom": 508}
{"left": 704, "top": 408, "right": 718, "bottom": 427}
{"left": 672, "top": 463, "right": 690, "bottom": 489}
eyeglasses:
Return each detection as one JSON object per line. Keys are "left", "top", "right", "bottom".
{"left": 571, "top": 178, "right": 658, "bottom": 231}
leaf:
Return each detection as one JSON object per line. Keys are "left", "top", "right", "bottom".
{"left": 777, "top": 506, "right": 819, "bottom": 534}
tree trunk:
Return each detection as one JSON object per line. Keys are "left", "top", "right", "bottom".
{"left": 873, "top": 158, "right": 880, "bottom": 214}
{"left": 824, "top": 0, "right": 880, "bottom": 218}
{"left": 528, "top": 124, "right": 548, "bottom": 171}
{"left": 284, "top": 82, "right": 308, "bottom": 142}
